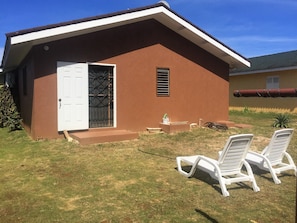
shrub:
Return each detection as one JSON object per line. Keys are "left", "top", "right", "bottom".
{"left": 0, "top": 85, "right": 22, "bottom": 131}
{"left": 272, "top": 113, "right": 291, "bottom": 128}
{"left": 243, "top": 106, "right": 250, "bottom": 113}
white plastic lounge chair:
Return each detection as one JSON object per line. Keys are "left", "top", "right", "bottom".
{"left": 176, "top": 134, "right": 260, "bottom": 197}
{"left": 246, "top": 129, "right": 296, "bottom": 184}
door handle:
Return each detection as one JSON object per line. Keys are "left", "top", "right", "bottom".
{"left": 59, "top": 98, "right": 62, "bottom": 108}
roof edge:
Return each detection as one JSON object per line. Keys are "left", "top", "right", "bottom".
{"left": 6, "top": 3, "right": 168, "bottom": 38}
{"left": 230, "top": 65, "right": 297, "bottom": 76}
{"left": 2, "top": 2, "right": 250, "bottom": 70}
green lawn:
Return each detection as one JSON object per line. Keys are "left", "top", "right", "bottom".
{"left": 0, "top": 111, "right": 296, "bottom": 222}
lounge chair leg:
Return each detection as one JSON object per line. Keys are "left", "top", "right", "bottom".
{"left": 271, "top": 171, "right": 281, "bottom": 184}
{"left": 243, "top": 161, "right": 260, "bottom": 192}
{"left": 262, "top": 160, "right": 282, "bottom": 184}
{"left": 218, "top": 179, "right": 229, "bottom": 197}
{"left": 176, "top": 157, "right": 196, "bottom": 178}
{"left": 284, "top": 152, "right": 297, "bottom": 177}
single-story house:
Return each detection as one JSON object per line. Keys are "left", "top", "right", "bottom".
{"left": 230, "top": 50, "right": 297, "bottom": 113}
{"left": 0, "top": 2, "right": 250, "bottom": 142}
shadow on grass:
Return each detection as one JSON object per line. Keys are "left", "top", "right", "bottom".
{"left": 249, "top": 164, "right": 294, "bottom": 183}
{"left": 195, "top": 208, "right": 219, "bottom": 223}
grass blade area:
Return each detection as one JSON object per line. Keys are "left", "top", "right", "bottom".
{"left": 0, "top": 111, "right": 296, "bottom": 222}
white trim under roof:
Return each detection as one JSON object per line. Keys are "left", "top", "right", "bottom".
{"left": 2, "top": 4, "right": 250, "bottom": 71}
{"left": 10, "top": 7, "right": 166, "bottom": 45}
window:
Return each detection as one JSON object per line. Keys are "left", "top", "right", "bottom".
{"left": 157, "top": 68, "right": 170, "bottom": 96}
{"left": 266, "top": 76, "right": 279, "bottom": 89}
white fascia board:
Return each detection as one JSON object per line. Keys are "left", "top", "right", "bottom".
{"left": 161, "top": 9, "right": 250, "bottom": 67}
{"left": 10, "top": 7, "right": 165, "bottom": 45}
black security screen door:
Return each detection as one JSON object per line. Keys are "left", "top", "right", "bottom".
{"left": 88, "top": 65, "right": 114, "bottom": 128}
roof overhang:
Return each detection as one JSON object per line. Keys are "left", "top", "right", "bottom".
{"left": 1, "top": 3, "right": 250, "bottom": 72}
{"left": 230, "top": 65, "right": 297, "bottom": 76}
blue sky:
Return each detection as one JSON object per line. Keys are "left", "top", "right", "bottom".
{"left": 1, "top": 0, "right": 297, "bottom": 64}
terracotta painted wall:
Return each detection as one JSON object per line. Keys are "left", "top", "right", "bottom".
{"left": 20, "top": 19, "right": 229, "bottom": 139}
{"left": 112, "top": 43, "right": 229, "bottom": 131}
{"left": 230, "top": 69, "right": 297, "bottom": 112}
{"left": 17, "top": 55, "right": 34, "bottom": 136}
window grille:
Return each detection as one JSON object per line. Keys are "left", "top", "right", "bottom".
{"left": 157, "top": 68, "right": 170, "bottom": 96}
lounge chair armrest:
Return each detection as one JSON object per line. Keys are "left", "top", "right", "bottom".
{"left": 261, "top": 146, "right": 268, "bottom": 155}
{"left": 283, "top": 152, "right": 297, "bottom": 166}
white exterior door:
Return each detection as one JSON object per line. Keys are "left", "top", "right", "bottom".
{"left": 57, "top": 61, "right": 89, "bottom": 131}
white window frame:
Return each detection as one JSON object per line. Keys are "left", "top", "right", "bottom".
{"left": 266, "top": 76, "right": 279, "bottom": 89}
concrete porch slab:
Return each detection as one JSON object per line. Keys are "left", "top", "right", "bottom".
{"left": 70, "top": 129, "right": 139, "bottom": 145}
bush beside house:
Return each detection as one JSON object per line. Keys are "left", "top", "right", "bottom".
{"left": 0, "top": 85, "right": 22, "bottom": 131}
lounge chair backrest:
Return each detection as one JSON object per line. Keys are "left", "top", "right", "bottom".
{"left": 263, "top": 129, "right": 294, "bottom": 166}
{"left": 218, "top": 134, "right": 253, "bottom": 176}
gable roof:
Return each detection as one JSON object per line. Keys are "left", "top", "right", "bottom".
{"left": 1, "top": 2, "right": 250, "bottom": 73}
{"left": 230, "top": 50, "right": 297, "bottom": 76}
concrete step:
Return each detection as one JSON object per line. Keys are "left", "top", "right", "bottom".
{"left": 70, "top": 129, "right": 138, "bottom": 145}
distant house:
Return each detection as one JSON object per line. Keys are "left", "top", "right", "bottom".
{"left": 0, "top": 3, "right": 250, "bottom": 142}
{"left": 230, "top": 50, "right": 297, "bottom": 113}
